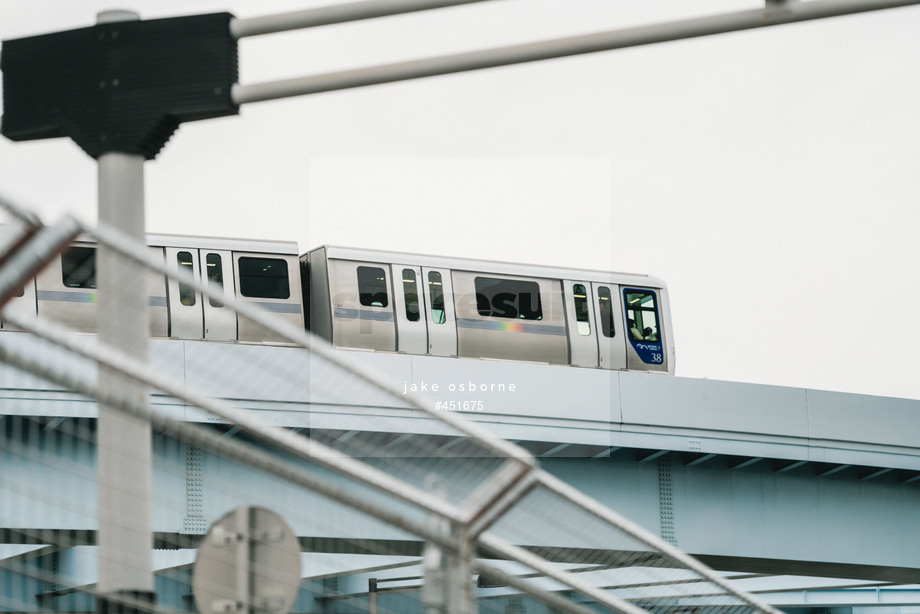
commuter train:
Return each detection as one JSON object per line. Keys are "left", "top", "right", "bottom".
{"left": 0, "top": 234, "right": 675, "bottom": 374}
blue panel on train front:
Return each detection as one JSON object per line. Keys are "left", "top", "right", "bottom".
{"left": 631, "top": 339, "right": 664, "bottom": 365}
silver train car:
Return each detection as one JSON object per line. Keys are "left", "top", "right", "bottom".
{"left": 0, "top": 236, "right": 674, "bottom": 374}
{"left": 1, "top": 233, "right": 303, "bottom": 344}
{"left": 304, "top": 246, "right": 674, "bottom": 374}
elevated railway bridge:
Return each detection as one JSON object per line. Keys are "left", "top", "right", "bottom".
{"left": 2, "top": 337, "right": 919, "bottom": 613}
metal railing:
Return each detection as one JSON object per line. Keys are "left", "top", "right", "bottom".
{"left": 0, "top": 200, "right": 782, "bottom": 614}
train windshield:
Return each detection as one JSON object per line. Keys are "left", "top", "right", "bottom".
{"left": 624, "top": 289, "right": 660, "bottom": 343}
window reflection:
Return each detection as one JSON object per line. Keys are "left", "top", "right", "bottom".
{"left": 177, "top": 251, "right": 196, "bottom": 307}
{"left": 573, "top": 284, "right": 590, "bottom": 336}
{"left": 403, "top": 269, "right": 420, "bottom": 322}
{"left": 428, "top": 271, "right": 446, "bottom": 324}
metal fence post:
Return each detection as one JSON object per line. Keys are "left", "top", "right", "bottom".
{"left": 422, "top": 478, "right": 475, "bottom": 614}
{"left": 95, "top": 146, "right": 154, "bottom": 613}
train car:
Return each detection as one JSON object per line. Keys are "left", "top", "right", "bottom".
{"left": 1, "top": 233, "right": 303, "bottom": 344}
{"left": 302, "top": 246, "right": 674, "bottom": 374}
{"left": 1, "top": 233, "right": 674, "bottom": 373}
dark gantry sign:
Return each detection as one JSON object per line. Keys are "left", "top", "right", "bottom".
{"left": 1, "top": 13, "right": 238, "bottom": 160}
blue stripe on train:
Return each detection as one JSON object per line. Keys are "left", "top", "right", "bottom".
{"left": 333, "top": 307, "right": 393, "bottom": 322}
{"left": 38, "top": 290, "right": 168, "bottom": 306}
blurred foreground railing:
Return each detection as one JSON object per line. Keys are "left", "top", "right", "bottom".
{"left": 0, "top": 200, "right": 783, "bottom": 614}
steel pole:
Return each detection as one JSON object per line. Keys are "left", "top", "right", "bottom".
{"left": 368, "top": 579, "right": 378, "bottom": 614}
{"left": 96, "top": 149, "right": 154, "bottom": 611}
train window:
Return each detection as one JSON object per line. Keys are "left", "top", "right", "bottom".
{"left": 573, "top": 284, "right": 591, "bottom": 335}
{"left": 357, "top": 266, "right": 388, "bottom": 308}
{"left": 597, "top": 286, "right": 615, "bottom": 338}
{"left": 177, "top": 252, "right": 196, "bottom": 306}
{"left": 206, "top": 253, "right": 224, "bottom": 308}
{"left": 474, "top": 277, "right": 542, "bottom": 320}
{"left": 428, "top": 271, "right": 446, "bottom": 324}
{"left": 239, "top": 257, "right": 290, "bottom": 299}
{"left": 624, "top": 289, "right": 660, "bottom": 342}
{"left": 402, "top": 269, "right": 420, "bottom": 322}
{"left": 62, "top": 247, "right": 96, "bottom": 289}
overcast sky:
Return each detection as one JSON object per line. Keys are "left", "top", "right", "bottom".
{"left": 1, "top": 0, "right": 919, "bottom": 400}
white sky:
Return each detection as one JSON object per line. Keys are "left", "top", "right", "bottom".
{"left": 1, "top": 1, "right": 919, "bottom": 399}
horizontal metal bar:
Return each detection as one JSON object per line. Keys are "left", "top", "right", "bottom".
{"left": 0, "top": 559, "right": 159, "bottom": 614}
{"left": 541, "top": 442, "right": 571, "bottom": 457}
{"left": 819, "top": 464, "right": 852, "bottom": 477}
{"left": 592, "top": 446, "right": 619, "bottom": 459}
{"left": 760, "top": 586, "right": 920, "bottom": 607}
{"left": 463, "top": 461, "right": 537, "bottom": 538}
{"left": 638, "top": 449, "right": 669, "bottom": 463}
{"left": 0, "top": 190, "right": 43, "bottom": 229}
{"left": 860, "top": 467, "right": 893, "bottom": 480}
{"left": 230, "top": 0, "right": 490, "bottom": 38}
{"left": 730, "top": 457, "right": 763, "bottom": 470}
{"left": 0, "top": 217, "right": 82, "bottom": 311}
{"left": 685, "top": 453, "right": 718, "bottom": 467}
{"left": 534, "top": 469, "right": 785, "bottom": 614}
{"left": 232, "top": 0, "right": 920, "bottom": 104}
{"left": 0, "top": 307, "right": 466, "bottom": 527}
{"left": 0, "top": 318, "right": 462, "bottom": 553}
{"left": 472, "top": 560, "right": 601, "bottom": 614}
{"left": 477, "top": 532, "right": 650, "bottom": 614}
{"left": 775, "top": 459, "right": 809, "bottom": 473}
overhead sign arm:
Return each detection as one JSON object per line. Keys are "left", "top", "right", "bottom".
{"left": 229, "top": 0, "right": 490, "bottom": 38}
{"left": 4, "top": 0, "right": 919, "bottom": 150}
{"left": 231, "top": 0, "right": 920, "bottom": 104}
{"left": 0, "top": 0, "right": 484, "bottom": 157}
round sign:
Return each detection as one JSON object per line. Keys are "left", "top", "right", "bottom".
{"left": 193, "top": 506, "right": 301, "bottom": 614}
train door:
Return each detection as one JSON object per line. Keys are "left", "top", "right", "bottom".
{"left": 592, "top": 283, "right": 627, "bottom": 370}
{"left": 422, "top": 267, "right": 457, "bottom": 356}
{"left": 562, "top": 280, "right": 598, "bottom": 367}
{"left": 146, "top": 248, "right": 169, "bottom": 337}
{"left": 623, "top": 287, "right": 668, "bottom": 372}
{"left": 391, "top": 264, "right": 428, "bottom": 354}
{"left": 200, "top": 250, "right": 236, "bottom": 341}
{"left": 35, "top": 244, "right": 98, "bottom": 334}
{"left": 36, "top": 245, "right": 167, "bottom": 336}
{"left": 235, "top": 252, "right": 303, "bottom": 343}
{"left": 166, "top": 247, "right": 204, "bottom": 338}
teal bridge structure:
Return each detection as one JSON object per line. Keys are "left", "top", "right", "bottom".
{"left": 2, "top": 337, "right": 919, "bottom": 613}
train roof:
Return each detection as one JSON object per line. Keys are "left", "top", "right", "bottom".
{"left": 69, "top": 232, "right": 300, "bottom": 255}
{"left": 148, "top": 233, "right": 299, "bottom": 254}
{"left": 306, "top": 245, "right": 667, "bottom": 288}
